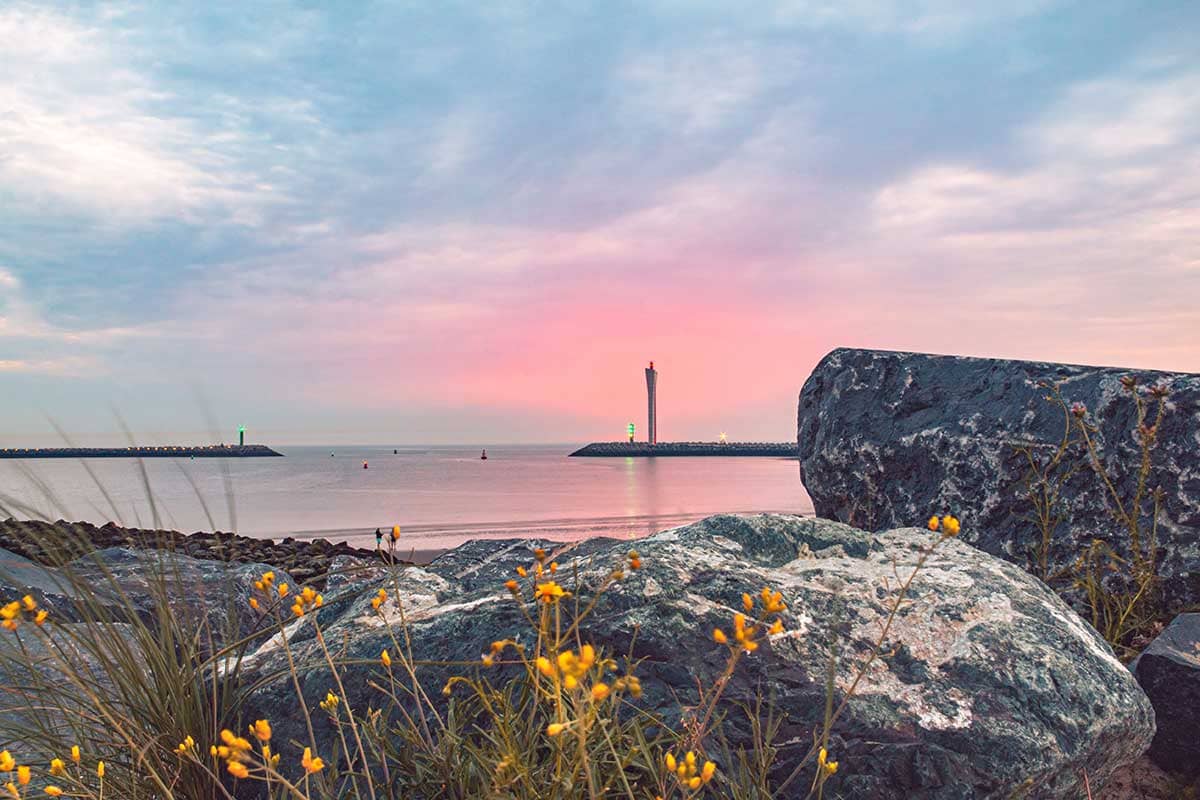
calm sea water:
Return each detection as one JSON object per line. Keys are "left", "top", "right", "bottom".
{"left": 0, "top": 446, "right": 812, "bottom": 550}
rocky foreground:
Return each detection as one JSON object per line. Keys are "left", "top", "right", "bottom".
{"left": 0, "top": 513, "right": 1186, "bottom": 798}
{"left": 235, "top": 514, "right": 1153, "bottom": 798}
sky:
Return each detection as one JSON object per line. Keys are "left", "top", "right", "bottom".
{"left": 1, "top": 1, "right": 1198, "bottom": 446}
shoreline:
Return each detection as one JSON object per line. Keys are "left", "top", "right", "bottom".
{"left": 0, "top": 518, "right": 441, "bottom": 588}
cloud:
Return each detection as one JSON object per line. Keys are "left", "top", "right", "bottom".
{"left": 0, "top": 356, "right": 99, "bottom": 375}
{"left": 768, "top": 0, "right": 1059, "bottom": 39}
{"left": 0, "top": 5, "right": 285, "bottom": 227}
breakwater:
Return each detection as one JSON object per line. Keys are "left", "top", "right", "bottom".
{"left": 570, "top": 442, "right": 797, "bottom": 457}
{"left": 0, "top": 444, "right": 283, "bottom": 459}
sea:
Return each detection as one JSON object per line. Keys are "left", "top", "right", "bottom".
{"left": 0, "top": 445, "right": 813, "bottom": 552}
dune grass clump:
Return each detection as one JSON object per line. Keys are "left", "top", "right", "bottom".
{"left": 0, "top": 514, "right": 963, "bottom": 799}
{"left": 1015, "top": 376, "right": 1172, "bottom": 656}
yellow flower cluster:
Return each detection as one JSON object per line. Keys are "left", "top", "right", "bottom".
{"left": 536, "top": 644, "right": 599, "bottom": 690}
{"left": 818, "top": 746, "right": 838, "bottom": 777}
{"left": 507, "top": 548, "right": 575, "bottom": 606}
{"left": 174, "top": 735, "right": 195, "bottom": 756}
{"left": 319, "top": 691, "right": 340, "bottom": 713}
{"left": 250, "top": 571, "right": 286, "bottom": 611}
{"left": 213, "top": 729, "right": 254, "bottom": 779}
{"left": 712, "top": 587, "right": 787, "bottom": 653}
{"left": 291, "top": 586, "right": 324, "bottom": 618}
{"left": 534, "top": 581, "right": 566, "bottom": 604}
{"left": 0, "top": 751, "right": 20, "bottom": 799}
{"left": 927, "top": 515, "right": 961, "bottom": 536}
{"left": 1, "top": 595, "right": 48, "bottom": 632}
{"left": 665, "top": 751, "right": 717, "bottom": 791}
{"left": 370, "top": 588, "right": 387, "bottom": 611}
{"left": 301, "top": 747, "right": 324, "bottom": 774}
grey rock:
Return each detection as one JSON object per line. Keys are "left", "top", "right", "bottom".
{"left": 0, "top": 547, "right": 291, "bottom": 647}
{"left": 239, "top": 514, "right": 1153, "bottom": 799}
{"left": 797, "top": 348, "right": 1200, "bottom": 606}
{"left": 1132, "top": 613, "right": 1200, "bottom": 777}
{"left": 64, "top": 547, "right": 293, "bottom": 645}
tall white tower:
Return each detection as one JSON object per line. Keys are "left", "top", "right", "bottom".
{"left": 645, "top": 361, "right": 657, "bottom": 445}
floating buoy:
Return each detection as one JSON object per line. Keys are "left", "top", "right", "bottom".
{"left": 480, "top": 449, "right": 488, "bottom": 460}
{"left": 363, "top": 460, "right": 369, "bottom": 469}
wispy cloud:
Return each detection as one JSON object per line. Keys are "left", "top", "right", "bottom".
{"left": 0, "top": 4, "right": 304, "bottom": 227}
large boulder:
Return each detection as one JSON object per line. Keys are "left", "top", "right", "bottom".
{"left": 239, "top": 514, "right": 1154, "bottom": 799}
{"left": 796, "top": 348, "right": 1200, "bottom": 606}
{"left": 1131, "top": 613, "right": 1200, "bottom": 778}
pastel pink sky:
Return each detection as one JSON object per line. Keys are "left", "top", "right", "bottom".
{"left": 1, "top": 2, "right": 1197, "bottom": 445}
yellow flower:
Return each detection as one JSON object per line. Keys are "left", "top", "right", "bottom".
{"left": 742, "top": 593, "right": 754, "bottom": 612}
{"left": 320, "top": 691, "right": 340, "bottom": 711}
{"left": 95, "top": 761, "right": 104, "bottom": 779}
{"left": 535, "top": 581, "right": 566, "bottom": 603}
{"left": 49, "top": 759, "right": 65, "bottom": 776}
{"left": 591, "top": 683, "right": 610, "bottom": 702}
{"left": 381, "top": 649, "right": 392, "bottom": 667}
{"left": 942, "top": 515, "right": 961, "bottom": 536}
{"left": 927, "top": 515, "right": 940, "bottom": 531}
{"left": 712, "top": 628, "right": 727, "bottom": 644}
{"left": 760, "top": 587, "right": 786, "bottom": 613}
{"left": 665, "top": 751, "right": 716, "bottom": 790}
{"left": 301, "top": 747, "right": 324, "bottom": 774}
{"left": 278, "top": 583, "right": 289, "bottom": 598}
{"left": 536, "top": 656, "right": 555, "bottom": 678}
{"left": 818, "top": 747, "right": 838, "bottom": 777}
{"left": 16, "top": 766, "right": 29, "bottom": 785}
{"left": 219, "top": 730, "right": 252, "bottom": 753}
{"left": 46, "top": 788, "right": 64, "bottom": 797}
{"left": 21, "top": 595, "right": 36, "bottom": 612}
{"left": 391, "top": 525, "right": 400, "bottom": 541}
{"left": 371, "top": 589, "right": 387, "bottom": 610}
{"left": 546, "top": 723, "right": 567, "bottom": 736}
{"left": 3, "top": 782, "right": 15, "bottom": 799}
{"left": 249, "top": 597, "right": 259, "bottom": 611}
{"left": 250, "top": 720, "right": 271, "bottom": 742}
{"left": 769, "top": 619, "right": 785, "bottom": 635}
{"left": 174, "top": 736, "right": 195, "bottom": 755}
{"left": 70, "top": 746, "right": 80, "bottom": 764}
{"left": 0, "top": 751, "right": 13, "bottom": 771}
{"left": 504, "top": 579, "right": 519, "bottom": 593}
{"left": 515, "top": 566, "right": 527, "bottom": 577}
{"left": 33, "top": 609, "right": 48, "bottom": 626}
{"left": 481, "top": 653, "right": 495, "bottom": 667}
{"left": 0, "top": 602, "right": 19, "bottom": 621}
{"left": 556, "top": 644, "right": 596, "bottom": 689}
{"left": 227, "top": 761, "right": 249, "bottom": 779}
{"left": 534, "top": 548, "right": 546, "bottom": 562}
{"left": 732, "top": 612, "right": 760, "bottom": 652}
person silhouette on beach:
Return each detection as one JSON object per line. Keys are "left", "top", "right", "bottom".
{"left": 375, "top": 528, "right": 383, "bottom": 550}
